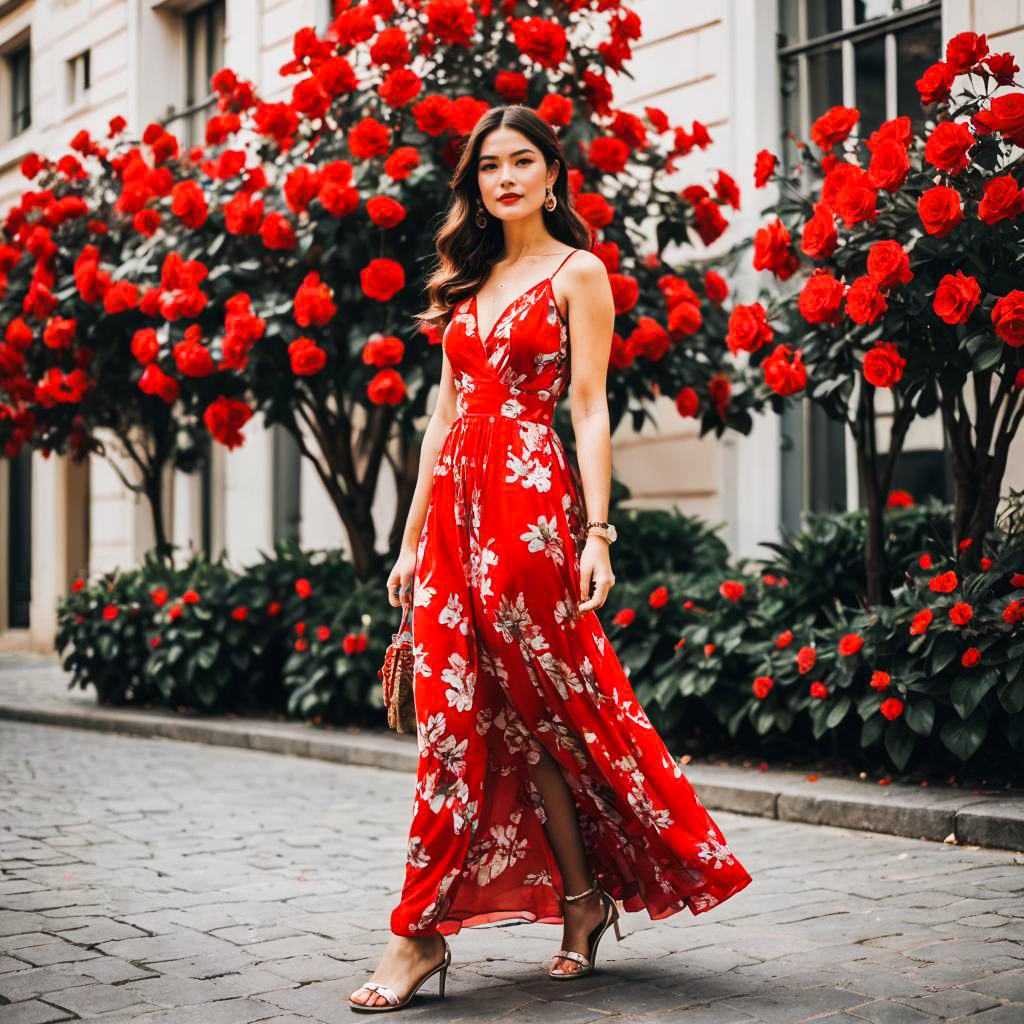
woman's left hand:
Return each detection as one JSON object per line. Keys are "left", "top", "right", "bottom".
{"left": 578, "top": 536, "right": 615, "bottom": 613}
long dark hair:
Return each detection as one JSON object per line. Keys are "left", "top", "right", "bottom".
{"left": 416, "top": 104, "right": 592, "bottom": 331}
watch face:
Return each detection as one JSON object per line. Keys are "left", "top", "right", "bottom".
{"left": 607, "top": 524, "right": 617, "bottom": 542}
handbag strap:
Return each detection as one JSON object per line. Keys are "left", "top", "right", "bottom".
{"left": 396, "top": 597, "right": 412, "bottom": 640}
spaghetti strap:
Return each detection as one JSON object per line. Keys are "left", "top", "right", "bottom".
{"left": 550, "top": 248, "right": 581, "bottom": 280}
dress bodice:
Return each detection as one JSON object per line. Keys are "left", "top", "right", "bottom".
{"left": 441, "top": 249, "right": 580, "bottom": 426}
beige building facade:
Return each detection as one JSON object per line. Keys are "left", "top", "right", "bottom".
{"left": 0, "top": 0, "right": 1021, "bottom": 649}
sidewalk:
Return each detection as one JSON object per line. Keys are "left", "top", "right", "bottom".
{"left": 1, "top": 651, "right": 1022, "bottom": 854}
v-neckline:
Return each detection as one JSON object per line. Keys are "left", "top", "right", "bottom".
{"left": 472, "top": 277, "right": 553, "bottom": 350}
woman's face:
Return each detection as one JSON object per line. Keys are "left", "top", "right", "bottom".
{"left": 475, "top": 126, "right": 557, "bottom": 222}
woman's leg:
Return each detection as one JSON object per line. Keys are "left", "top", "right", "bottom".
{"left": 526, "top": 741, "right": 609, "bottom": 975}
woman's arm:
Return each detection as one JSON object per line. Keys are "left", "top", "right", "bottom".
{"left": 563, "top": 252, "right": 617, "bottom": 611}
{"left": 399, "top": 342, "right": 459, "bottom": 554}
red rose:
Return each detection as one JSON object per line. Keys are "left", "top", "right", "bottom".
{"left": 909, "top": 609, "right": 933, "bottom": 635}
{"left": 294, "top": 271, "right": 337, "bottom": 327}
{"left": 588, "top": 136, "right": 630, "bottom": 174}
{"left": 170, "top": 180, "right": 208, "bottom": 228}
{"left": 577, "top": 192, "right": 614, "bottom": 229}
{"left": 385, "top": 146, "right": 419, "bottom": 181}
{"left": 867, "top": 116, "right": 912, "bottom": 150}
{"left": 224, "top": 192, "right": 264, "bottom": 235}
{"left": 1012, "top": 573, "right": 1024, "bottom": 587}
{"left": 726, "top": 302, "right": 772, "bottom": 355}
{"left": 260, "top": 212, "right": 296, "bottom": 250}
{"left": 295, "top": 578, "right": 312, "bottom": 598}
{"left": 43, "top": 317, "right": 76, "bottom": 349}
{"left": 929, "top": 570, "right": 958, "bottom": 593}
{"left": 1004, "top": 599, "right": 1024, "bottom": 625}
{"left": 919, "top": 553, "right": 932, "bottom": 568}
{"left": 675, "top": 386, "right": 699, "bottom": 418}
{"left": 367, "top": 367, "right": 406, "bottom": 405}
{"left": 762, "top": 343, "right": 806, "bottom": 396}
{"left": 719, "top": 580, "right": 745, "bottom": 602}
{"left": 918, "top": 186, "right": 963, "bottom": 236}
{"left": 950, "top": 602, "right": 973, "bottom": 625}
{"left": 800, "top": 203, "right": 838, "bottom": 261}
{"left": 961, "top": 647, "right": 981, "bottom": 668}
{"left": 752, "top": 676, "right": 774, "bottom": 699}
{"left": 102, "top": 604, "right": 119, "bottom": 621}
{"left": 173, "top": 337, "right": 214, "bottom": 377}
{"left": 360, "top": 258, "right": 405, "bottom": 301}
{"left": 714, "top": 170, "right": 741, "bottom": 210}
{"left": 985, "top": 52, "right": 1020, "bottom": 85}
{"left": 609, "top": 274, "right": 640, "bottom": 315}
{"left": 703, "top": 643, "right": 716, "bottom": 658}
{"left": 809, "top": 681, "right": 828, "bottom": 699}
{"left": 649, "top": 586, "right": 669, "bottom": 608}
{"left": 945, "top": 31, "right": 988, "bottom": 74}
{"left": 992, "top": 291, "right": 1024, "bottom": 346}
{"left": 776, "top": 630, "right": 794, "bottom": 649}
{"left": 870, "top": 670, "right": 890, "bottom": 691}
{"left": 754, "top": 149, "right": 777, "bottom": 188}
{"left": 797, "top": 646, "right": 816, "bottom": 674}
{"left": 933, "top": 271, "right": 981, "bottom": 325}
{"left": 693, "top": 197, "right": 728, "bottom": 245}
{"left": 846, "top": 276, "right": 887, "bottom": 325}
{"left": 704, "top": 270, "right": 728, "bottom": 304}
{"left": 798, "top": 270, "right": 845, "bottom": 324}
{"left": 494, "top": 70, "right": 528, "bottom": 102}
{"left": 203, "top": 395, "right": 252, "bottom": 449}
{"left": 811, "top": 105, "right": 859, "bottom": 150}
{"left": 978, "top": 175, "right": 1022, "bottom": 224}
{"left": 613, "top": 608, "right": 635, "bottom": 626}
{"left": 289, "top": 337, "right": 326, "bottom": 376}
{"left": 537, "top": 93, "right": 573, "bottom": 127}
{"left": 879, "top": 697, "right": 904, "bottom": 721}
{"left": 511, "top": 15, "right": 568, "bottom": 69}
{"left": 411, "top": 94, "right": 452, "bottom": 136}
{"left": 362, "top": 335, "right": 404, "bottom": 367}
{"left": 838, "top": 633, "right": 863, "bottom": 656}
{"left": 366, "top": 196, "right": 406, "bottom": 228}
{"left": 867, "top": 139, "right": 909, "bottom": 191}
{"left": 139, "top": 363, "right": 179, "bottom": 403}
{"left": 183, "top": 589, "right": 199, "bottom": 604}
{"left": 924, "top": 121, "right": 975, "bottom": 173}
{"left": 867, "top": 241, "right": 913, "bottom": 288}
{"left": 347, "top": 116, "right": 390, "bottom": 159}
{"left": 835, "top": 182, "right": 878, "bottom": 227}
{"left": 709, "top": 373, "right": 731, "bottom": 418}
{"left": 667, "top": 301, "right": 701, "bottom": 339}
{"left": 974, "top": 93, "right": 1024, "bottom": 146}
{"left": 863, "top": 342, "right": 906, "bottom": 389}
{"left": 131, "top": 328, "right": 159, "bottom": 364}
{"left": 886, "top": 489, "right": 914, "bottom": 509}
{"left": 917, "top": 61, "right": 955, "bottom": 104}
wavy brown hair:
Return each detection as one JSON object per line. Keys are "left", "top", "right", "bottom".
{"left": 416, "top": 104, "right": 592, "bottom": 332}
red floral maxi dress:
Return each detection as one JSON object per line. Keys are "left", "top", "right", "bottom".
{"left": 390, "top": 248, "right": 752, "bottom": 938}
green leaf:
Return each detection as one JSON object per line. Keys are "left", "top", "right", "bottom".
{"left": 930, "top": 633, "right": 959, "bottom": 675}
{"left": 940, "top": 710, "right": 988, "bottom": 761}
{"left": 997, "top": 677, "right": 1024, "bottom": 715}
{"left": 950, "top": 668, "right": 999, "bottom": 719}
{"left": 884, "top": 720, "right": 917, "bottom": 771}
{"left": 825, "top": 694, "right": 851, "bottom": 729}
{"left": 861, "top": 714, "right": 885, "bottom": 746}
{"left": 903, "top": 697, "right": 935, "bottom": 737}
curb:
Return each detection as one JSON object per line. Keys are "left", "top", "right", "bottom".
{"left": 2, "top": 698, "right": 1022, "bottom": 854}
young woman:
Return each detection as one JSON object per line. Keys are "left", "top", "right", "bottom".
{"left": 349, "top": 105, "right": 752, "bottom": 1013}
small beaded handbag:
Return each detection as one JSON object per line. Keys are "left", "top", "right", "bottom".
{"left": 378, "top": 600, "right": 417, "bottom": 734}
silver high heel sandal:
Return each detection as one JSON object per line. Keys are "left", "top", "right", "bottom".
{"left": 348, "top": 937, "right": 451, "bottom": 1013}
{"left": 548, "top": 877, "right": 623, "bottom": 979}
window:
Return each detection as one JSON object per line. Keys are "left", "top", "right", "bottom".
{"left": 7, "top": 41, "right": 30, "bottom": 137}
{"left": 163, "top": 0, "right": 225, "bottom": 147}
{"left": 67, "top": 49, "right": 91, "bottom": 107}
{"left": 776, "top": 0, "right": 945, "bottom": 527}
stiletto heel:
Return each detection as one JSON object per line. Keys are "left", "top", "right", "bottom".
{"left": 349, "top": 938, "right": 451, "bottom": 1013}
{"left": 548, "top": 877, "right": 622, "bottom": 979}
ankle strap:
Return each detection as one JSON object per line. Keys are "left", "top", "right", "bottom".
{"left": 563, "top": 877, "right": 599, "bottom": 902}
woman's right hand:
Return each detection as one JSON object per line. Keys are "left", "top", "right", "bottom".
{"left": 386, "top": 546, "right": 418, "bottom": 608}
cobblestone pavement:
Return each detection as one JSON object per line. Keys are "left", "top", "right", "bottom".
{"left": 1, "top": 721, "right": 1022, "bottom": 1024}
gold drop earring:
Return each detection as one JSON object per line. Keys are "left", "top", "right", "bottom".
{"left": 544, "top": 185, "right": 557, "bottom": 211}
{"left": 475, "top": 197, "right": 487, "bottom": 228}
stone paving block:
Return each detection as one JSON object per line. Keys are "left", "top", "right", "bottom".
{"left": 0, "top": 1000, "right": 75, "bottom": 1024}
{"left": 45, "top": 979, "right": 159, "bottom": 1017}
{"left": 963, "top": 1005, "right": 1024, "bottom": 1022}
{"left": 3, "top": 719, "right": 1024, "bottom": 1024}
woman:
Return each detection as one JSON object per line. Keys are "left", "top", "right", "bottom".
{"left": 349, "top": 105, "right": 752, "bottom": 1013}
